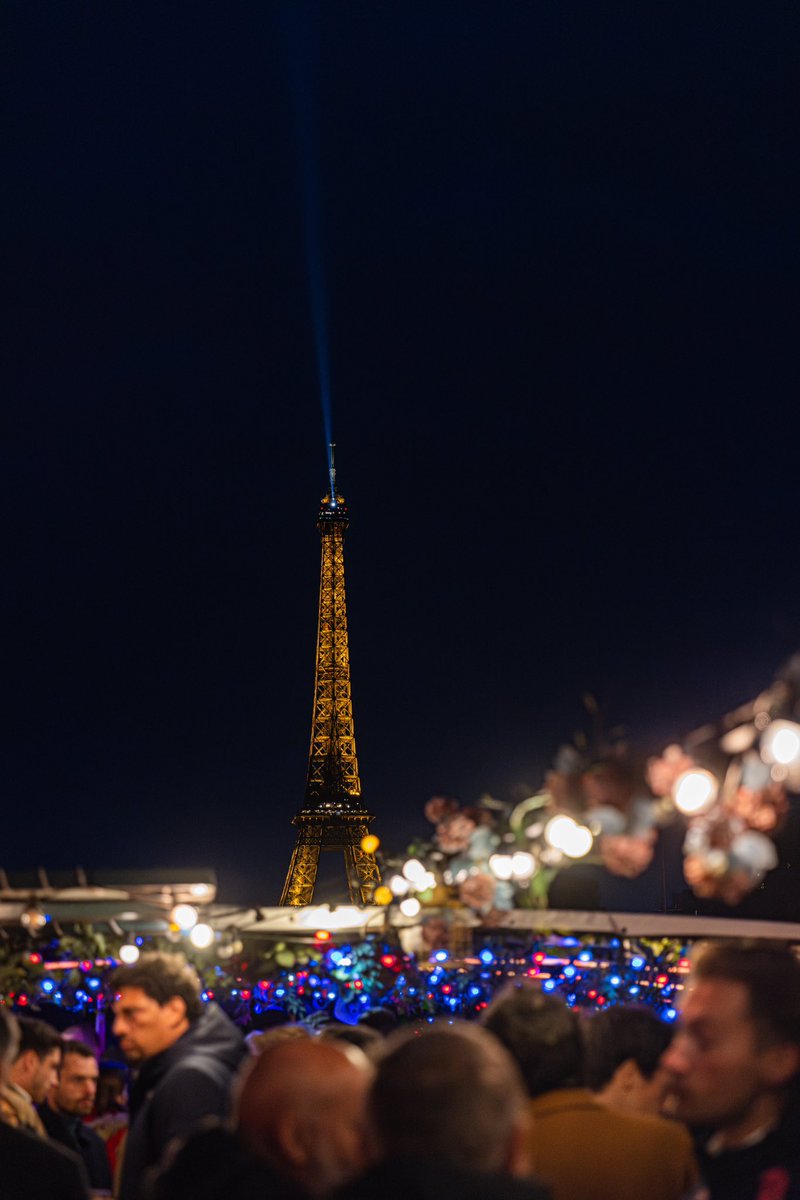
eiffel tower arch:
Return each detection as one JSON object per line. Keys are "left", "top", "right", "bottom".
{"left": 279, "top": 450, "right": 380, "bottom": 906}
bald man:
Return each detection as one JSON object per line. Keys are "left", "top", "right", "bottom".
{"left": 152, "top": 1035, "right": 373, "bottom": 1200}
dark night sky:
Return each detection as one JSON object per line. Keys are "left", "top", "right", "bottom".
{"left": 4, "top": 2, "right": 798, "bottom": 903}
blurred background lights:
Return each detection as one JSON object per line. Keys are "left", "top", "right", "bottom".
{"left": 373, "top": 885, "right": 393, "bottom": 905}
{"left": 189, "top": 923, "right": 215, "bottom": 949}
{"left": 511, "top": 851, "right": 536, "bottom": 879}
{"left": 488, "top": 853, "right": 514, "bottom": 880}
{"left": 402, "top": 859, "right": 428, "bottom": 887}
{"left": 388, "top": 874, "right": 410, "bottom": 896}
{"left": 169, "top": 903, "right": 198, "bottom": 931}
{"left": 673, "top": 768, "right": 718, "bottom": 815}
{"left": 20, "top": 905, "right": 48, "bottom": 932}
{"left": 360, "top": 834, "right": 380, "bottom": 854}
{"left": 543, "top": 815, "right": 593, "bottom": 858}
{"left": 761, "top": 720, "right": 800, "bottom": 766}
{"left": 119, "top": 944, "right": 140, "bottom": 964}
{"left": 399, "top": 897, "right": 421, "bottom": 917}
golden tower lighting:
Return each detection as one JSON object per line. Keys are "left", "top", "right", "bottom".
{"left": 279, "top": 448, "right": 381, "bottom": 905}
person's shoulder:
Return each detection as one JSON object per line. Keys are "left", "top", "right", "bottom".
{"left": 615, "top": 1109, "right": 694, "bottom": 1152}
{"left": 0, "top": 1120, "right": 88, "bottom": 1190}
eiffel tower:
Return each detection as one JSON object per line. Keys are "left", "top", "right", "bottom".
{"left": 279, "top": 449, "right": 381, "bottom": 906}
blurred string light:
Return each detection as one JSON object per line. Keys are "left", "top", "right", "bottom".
{"left": 761, "top": 720, "right": 800, "bottom": 767}
{"left": 189, "top": 923, "right": 215, "bottom": 949}
{"left": 119, "top": 944, "right": 140, "bottom": 964}
{"left": 0, "top": 928, "right": 690, "bottom": 1024}
{"left": 673, "top": 769, "right": 718, "bottom": 816}
{"left": 544, "top": 815, "right": 593, "bottom": 858}
{"left": 169, "top": 904, "right": 198, "bottom": 931}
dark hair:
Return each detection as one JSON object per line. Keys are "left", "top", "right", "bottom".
{"left": 61, "top": 1039, "right": 97, "bottom": 1062}
{"left": 95, "top": 1063, "right": 129, "bottom": 1115}
{"left": 0, "top": 1009, "right": 20, "bottom": 1067}
{"left": 692, "top": 940, "right": 800, "bottom": 1048}
{"left": 109, "top": 952, "right": 203, "bottom": 1021}
{"left": 16, "top": 1017, "right": 62, "bottom": 1062}
{"left": 481, "top": 982, "right": 583, "bottom": 1097}
{"left": 583, "top": 1005, "right": 673, "bottom": 1090}
{"left": 370, "top": 1023, "right": 527, "bottom": 1173}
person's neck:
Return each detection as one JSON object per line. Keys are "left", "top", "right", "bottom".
{"left": 8, "top": 1074, "right": 32, "bottom": 1102}
{"left": 712, "top": 1092, "right": 786, "bottom": 1151}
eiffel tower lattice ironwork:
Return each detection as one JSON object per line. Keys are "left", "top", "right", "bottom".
{"left": 279, "top": 450, "right": 380, "bottom": 905}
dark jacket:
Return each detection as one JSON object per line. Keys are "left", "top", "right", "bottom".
{"left": 38, "top": 1101, "right": 113, "bottom": 1192}
{"left": 0, "top": 1118, "right": 89, "bottom": 1200}
{"left": 335, "top": 1157, "right": 551, "bottom": 1200}
{"left": 695, "top": 1105, "right": 800, "bottom": 1200}
{"left": 119, "top": 1004, "right": 247, "bottom": 1200}
{"left": 149, "top": 1121, "right": 309, "bottom": 1200}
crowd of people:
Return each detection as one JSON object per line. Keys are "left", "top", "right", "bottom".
{"left": 1, "top": 939, "right": 799, "bottom": 1200}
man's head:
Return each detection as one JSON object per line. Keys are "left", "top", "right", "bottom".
{"left": 0, "top": 1009, "right": 20, "bottom": 1086}
{"left": 482, "top": 982, "right": 583, "bottom": 1098}
{"left": 661, "top": 940, "right": 800, "bottom": 1142}
{"left": 8, "top": 1018, "right": 62, "bottom": 1103}
{"left": 584, "top": 1005, "right": 674, "bottom": 1115}
{"left": 234, "top": 1035, "right": 373, "bottom": 1196}
{"left": 110, "top": 952, "right": 203, "bottom": 1063}
{"left": 368, "top": 1022, "right": 530, "bottom": 1177}
{"left": 51, "top": 1040, "right": 99, "bottom": 1117}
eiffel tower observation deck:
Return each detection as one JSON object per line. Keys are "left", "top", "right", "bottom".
{"left": 279, "top": 449, "right": 380, "bottom": 905}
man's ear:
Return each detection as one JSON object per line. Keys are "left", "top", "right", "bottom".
{"left": 164, "top": 995, "right": 189, "bottom": 1028}
{"left": 613, "top": 1058, "right": 643, "bottom": 1093}
{"left": 14, "top": 1048, "right": 38, "bottom": 1075}
{"left": 505, "top": 1114, "right": 532, "bottom": 1179}
{"left": 762, "top": 1042, "right": 800, "bottom": 1090}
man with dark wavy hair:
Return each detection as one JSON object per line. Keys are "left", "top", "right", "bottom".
{"left": 110, "top": 951, "right": 246, "bottom": 1200}
{"left": 0, "top": 1008, "right": 88, "bottom": 1200}
{"left": 662, "top": 940, "right": 800, "bottom": 1200}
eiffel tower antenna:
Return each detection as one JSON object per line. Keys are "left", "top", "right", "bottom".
{"left": 328, "top": 442, "right": 336, "bottom": 504}
{"left": 279, "top": 457, "right": 380, "bottom": 905}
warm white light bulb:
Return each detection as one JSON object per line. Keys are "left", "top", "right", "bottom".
{"left": 388, "top": 874, "right": 410, "bottom": 896}
{"left": 489, "top": 854, "right": 514, "bottom": 880}
{"left": 561, "top": 824, "right": 593, "bottom": 858}
{"left": 399, "top": 897, "right": 421, "bottom": 918}
{"left": 119, "top": 944, "right": 140, "bottom": 964}
{"left": 761, "top": 720, "right": 800, "bottom": 767}
{"left": 673, "top": 769, "right": 718, "bottom": 816}
{"left": 544, "top": 815, "right": 578, "bottom": 851}
{"left": 189, "top": 923, "right": 214, "bottom": 949}
{"left": 511, "top": 851, "right": 536, "bottom": 879}
{"left": 170, "top": 903, "right": 198, "bottom": 931}
{"left": 402, "top": 859, "right": 428, "bottom": 887}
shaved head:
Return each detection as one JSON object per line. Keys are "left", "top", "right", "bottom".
{"left": 234, "top": 1036, "right": 373, "bottom": 1196}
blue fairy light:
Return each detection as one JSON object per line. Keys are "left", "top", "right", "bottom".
{"left": 631, "top": 956, "right": 645, "bottom": 971}
{"left": 578, "top": 951, "right": 591, "bottom": 962}
{"left": 563, "top": 966, "right": 576, "bottom": 979}
{"left": 41, "top": 979, "right": 56, "bottom": 995}
{"left": 543, "top": 979, "right": 557, "bottom": 992}
{"left": 434, "top": 950, "right": 448, "bottom": 963}
{"left": 87, "top": 978, "right": 101, "bottom": 990}
{"left": 629, "top": 985, "right": 640, "bottom": 996}
{"left": 479, "top": 949, "right": 495, "bottom": 966}
{"left": 664, "top": 1008, "right": 677, "bottom": 1022}
{"left": 610, "top": 975, "right": 621, "bottom": 987}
